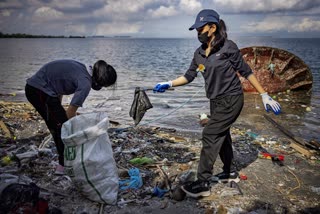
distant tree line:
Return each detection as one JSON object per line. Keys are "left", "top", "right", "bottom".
{"left": 0, "top": 32, "right": 85, "bottom": 38}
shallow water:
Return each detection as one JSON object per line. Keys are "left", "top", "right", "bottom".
{"left": 0, "top": 37, "right": 319, "bottom": 141}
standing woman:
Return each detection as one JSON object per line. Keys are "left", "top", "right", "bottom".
{"left": 153, "top": 9, "right": 281, "bottom": 198}
{"left": 25, "top": 59, "right": 117, "bottom": 175}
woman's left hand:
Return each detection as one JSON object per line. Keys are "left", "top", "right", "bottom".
{"left": 261, "top": 92, "right": 281, "bottom": 115}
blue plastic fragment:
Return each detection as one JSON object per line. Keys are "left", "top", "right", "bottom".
{"left": 119, "top": 168, "right": 143, "bottom": 190}
{"left": 153, "top": 186, "right": 169, "bottom": 198}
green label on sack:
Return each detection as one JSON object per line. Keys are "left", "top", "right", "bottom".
{"left": 64, "top": 146, "right": 76, "bottom": 160}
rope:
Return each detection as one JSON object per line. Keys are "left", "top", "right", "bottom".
{"left": 138, "top": 85, "right": 205, "bottom": 126}
{"left": 111, "top": 85, "right": 205, "bottom": 132}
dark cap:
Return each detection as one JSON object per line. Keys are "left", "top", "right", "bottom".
{"left": 189, "top": 9, "right": 220, "bottom": 31}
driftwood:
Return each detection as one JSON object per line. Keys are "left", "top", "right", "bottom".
{"left": 156, "top": 165, "right": 172, "bottom": 192}
{"left": 0, "top": 120, "right": 11, "bottom": 138}
{"left": 289, "top": 140, "right": 313, "bottom": 158}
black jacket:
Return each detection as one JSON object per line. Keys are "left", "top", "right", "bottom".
{"left": 184, "top": 39, "right": 253, "bottom": 99}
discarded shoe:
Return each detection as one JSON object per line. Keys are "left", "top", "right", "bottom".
{"left": 181, "top": 180, "right": 210, "bottom": 198}
{"left": 54, "top": 164, "right": 64, "bottom": 175}
{"left": 211, "top": 171, "right": 240, "bottom": 183}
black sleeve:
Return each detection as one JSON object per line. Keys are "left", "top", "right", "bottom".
{"left": 183, "top": 53, "right": 198, "bottom": 83}
{"left": 227, "top": 41, "right": 253, "bottom": 79}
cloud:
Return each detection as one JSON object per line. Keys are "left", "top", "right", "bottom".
{"left": 0, "top": 0, "right": 319, "bottom": 37}
{"left": 64, "top": 23, "right": 87, "bottom": 34}
{"left": 243, "top": 16, "right": 320, "bottom": 32}
{"left": 95, "top": 22, "right": 141, "bottom": 36}
{"left": 95, "top": 0, "right": 152, "bottom": 16}
{"left": 0, "top": 0, "right": 23, "bottom": 9}
{"left": 34, "top": 6, "right": 63, "bottom": 19}
{"left": 212, "top": 0, "right": 320, "bottom": 14}
{"left": 294, "top": 17, "right": 320, "bottom": 32}
{"left": 179, "top": 0, "right": 202, "bottom": 15}
{"left": 49, "top": 0, "right": 106, "bottom": 13}
{"left": 92, "top": 0, "right": 157, "bottom": 22}
{"left": 148, "top": 5, "right": 178, "bottom": 18}
{"left": 1, "top": 9, "right": 11, "bottom": 16}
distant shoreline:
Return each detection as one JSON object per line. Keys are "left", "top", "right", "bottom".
{"left": 0, "top": 32, "right": 319, "bottom": 39}
{"left": 0, "top": 32, "right": 134, "bottom": 39}
{"left": 0, "top": 32, "right": 85, "bottom": 38}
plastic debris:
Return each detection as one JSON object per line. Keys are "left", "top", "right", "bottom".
{"left": 1, "top": 100, "right": 319, "bottom": 213}
{"left": 178, "top": 170, "right": 196, "bottom": 184}
{"left": 16, "top": 151, "right": 38, "bottom": 160}
{"left": 246, "top": 131, "right": 259, "bottom": 139}
{"left": 258, "top": 152, "right": 284, "bottom": 161}
{"left": 129, "top": 87, "right": 153, "bottom": 125}
{"left": 310, "top": 186, "right": 320, "bottom": 195}
{"left": 119, "top": 168, "right": 143, "bottom": 190}
{"left": 129, "top": 157, "right": 154, "bottom": 165}
{"left": 152, "top": 186, "right": 169, "bottom": 198}
{"left": 199, "top": 113, "right": 208, "bottom": 121}
{"left": 199, "top": 113, "right": 209, "bottom": 127}
{"left": 1, "top": 155, "right": 12, "bottom": 165}
{"left": 239, "top": 174, "right": 248, "bottom": 180}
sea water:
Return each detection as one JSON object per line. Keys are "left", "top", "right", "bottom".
{"left": 0, "top": 37, "right": 319, "bottom": 141}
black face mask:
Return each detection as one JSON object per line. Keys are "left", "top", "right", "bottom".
{"left": 91, "top": 78, "right": 102, "bottom": 91}
{"left": 198, "top": 31, "right": 210, "bottom": 44}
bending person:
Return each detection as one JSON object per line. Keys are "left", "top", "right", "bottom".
{"left": 25, "top": 59, "right": 117, "bottom": 175}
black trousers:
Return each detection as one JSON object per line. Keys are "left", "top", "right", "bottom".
{"left": 25, "top": 84, "right": 68, "bottom": 166}
{"left": 197, "top": 94, "right": 244, "bottom": 181}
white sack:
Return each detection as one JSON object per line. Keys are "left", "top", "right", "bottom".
{"left": 61, "top": 112, "right": 118, "bottom": 204}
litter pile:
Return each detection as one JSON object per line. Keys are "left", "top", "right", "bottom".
{"left": 1, "top": 101, "right": 320, "bottom": 213}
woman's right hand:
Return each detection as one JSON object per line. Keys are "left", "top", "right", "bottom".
{"left": 153, "top": 81, "right": 172, "bottom": 93}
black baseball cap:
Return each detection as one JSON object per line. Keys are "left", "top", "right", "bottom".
{"left": 189, "top": 9, "right": 220, "bottom": 30}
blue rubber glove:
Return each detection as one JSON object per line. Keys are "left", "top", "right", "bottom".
{"left": 153, "top": 81, "right": 172, "bottom": 93}
{"left": 261, "top": 92, "right": 281, "bottom": 115}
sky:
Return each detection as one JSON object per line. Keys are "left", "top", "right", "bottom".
{"left": 0, "top": 0, "right": 320, "bottom": 38}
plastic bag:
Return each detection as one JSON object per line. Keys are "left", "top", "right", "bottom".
{"left": 129, "top": 87, "right": 153, "bottom": 125}
{"left": 119, "top": 168, "right": 143, "bottom": 190}
{"left": 61, "top": 112, "right": 118, "bottom": 204}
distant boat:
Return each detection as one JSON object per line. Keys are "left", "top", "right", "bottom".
{"left": 240, "top": 46, "right": 313, "bottom": 93}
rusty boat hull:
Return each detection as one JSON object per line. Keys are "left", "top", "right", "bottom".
{"left": 239, "top": 46, "right": 313, "bottom": 93}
